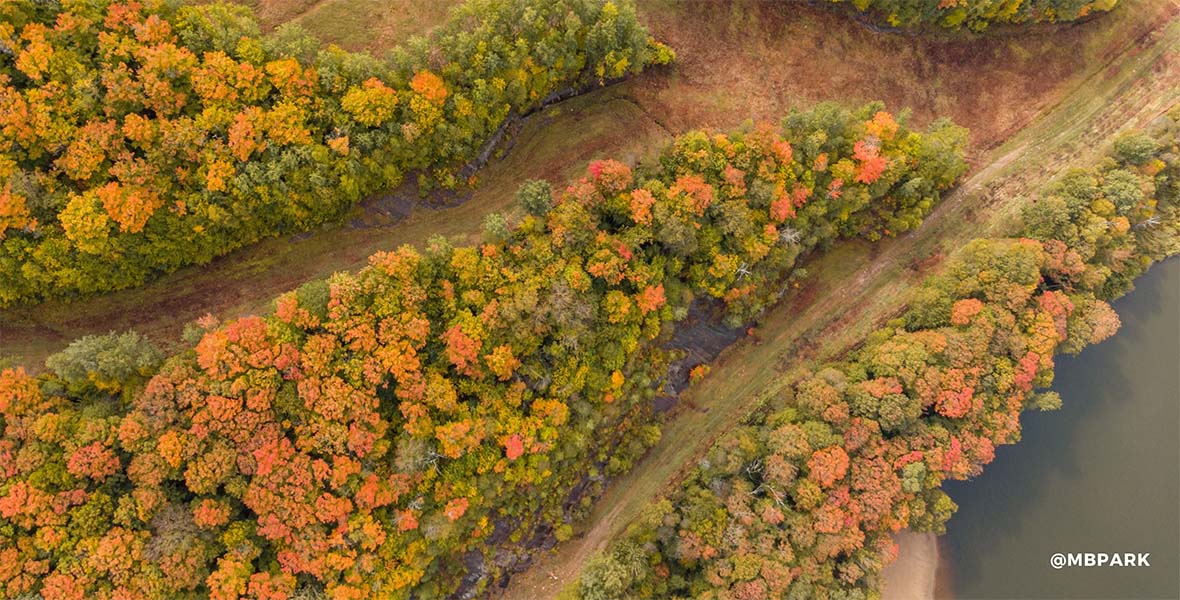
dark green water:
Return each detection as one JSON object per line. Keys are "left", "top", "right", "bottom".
{"left": 942, "top": 258, "right": 1180, "bottom": 600}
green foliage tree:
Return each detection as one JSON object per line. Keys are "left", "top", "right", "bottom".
{"left": 482, "top": 212, "right": 511, "bottom": 243}
{"left": 517, "top": 179, "right": 555, "bottom": 216}
{"left": 43, "top": 331, "right": 162, "bottom": 396}
{"left": 1112, "top": 131, "right": 1161, "bottom": 166}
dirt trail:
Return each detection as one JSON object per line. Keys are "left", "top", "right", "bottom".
{"left": 494, "top": 4, "right": 1180, "bottom": 598}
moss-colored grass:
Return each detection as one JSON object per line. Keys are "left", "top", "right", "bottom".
{"left": 236, "top": 0, "right": 459, "bottom": 52}
{"left": 286, "top": 0, "right": 459, "bottom": 53}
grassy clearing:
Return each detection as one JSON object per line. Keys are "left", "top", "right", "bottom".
{"left": 496, "top": 2, "right": 1180, "bottom": 597}
{"left": 237, "top": 0, "right": 459, "bottom": 52}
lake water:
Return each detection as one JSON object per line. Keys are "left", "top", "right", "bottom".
{"left": 942, "top": 257, "right": 1180, "bottom": 599}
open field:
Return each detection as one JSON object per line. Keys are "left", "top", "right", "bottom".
{"left": 237, "top": 0, "right": 459, "bottom": 52}
{"left": 3, "top": 0, "right": 1163, "bottom": 371}
{"left": 496, "top": 2, "right": 1180, "bottom": 597}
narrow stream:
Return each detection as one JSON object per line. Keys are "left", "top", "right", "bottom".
{"left": 942, "top": 257, "right": 1180, "bottom": 599}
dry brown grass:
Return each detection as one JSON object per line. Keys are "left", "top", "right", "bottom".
{"left": 630, "top": 0, "right": 1156, "bottom": 159}
{"left": 242, "top": 0, "right": 458, "bottom": 52}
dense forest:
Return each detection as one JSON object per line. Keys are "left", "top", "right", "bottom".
{"left": 0, "top": 0, "right": 1124, "bottom": 310}
{"left": 0, "top": 103, "right": 968, "bottom": 599}
{"left": 570, "top": 110, "right": 1180, "bottom": 600}
{"left": 819, "top": 0, "right": 1120, "bottom": 30}
{"left": 0, "top": 0, "right": 670, "bottom": 305}
{"left": 1, "top": 0, "right": 1164, "bottom": 598}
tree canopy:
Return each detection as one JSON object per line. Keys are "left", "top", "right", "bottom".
{"left": 821, "top": 0, "right": 1119, "bottom": 31}
{"left": 0, "top": 103, "right": 967, "bottom": 599}
{"left": 0, "top": 0, "right": 671, "bottom": 305}
{"left": 570, "top": 108, "right": 1180, "bottom": 600}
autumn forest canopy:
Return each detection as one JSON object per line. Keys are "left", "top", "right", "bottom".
{"left": 0, "top": 0, "right": 1124, "bottom": 305}
{"left": 572, "top": 114, "right": 1180, "bottom": 599}
{"left": 0, "top": 0, "right": 670, "bottom": 304}
{"left": 0, "top": 102, "right": 969, "bottom": 598}
{"left": 1, "top": 0, "right": 1175, "bottom": 599}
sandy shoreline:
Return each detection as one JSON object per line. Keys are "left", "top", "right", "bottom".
{"left": 881, "top": 531, "right": 940, "bottom": 600}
